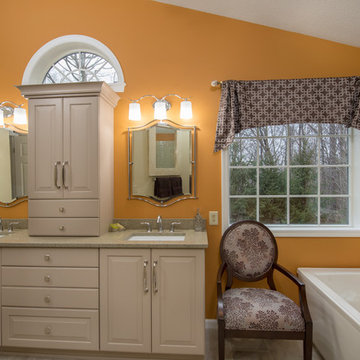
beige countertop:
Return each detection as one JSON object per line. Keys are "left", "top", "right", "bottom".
{"left": 0, "top": 229, "right": 208, "bottom": 249}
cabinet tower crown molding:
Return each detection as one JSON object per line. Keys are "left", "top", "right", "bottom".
{"left": 17, "top": 82, "right": 120, "bottom": 108}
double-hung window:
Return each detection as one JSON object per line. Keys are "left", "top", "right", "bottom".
{"left": 222, "top": 123, "right": 360, "bottom": 236}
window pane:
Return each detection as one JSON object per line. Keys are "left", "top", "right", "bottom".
{"left": 259, "top": 198, "right": 286, "bottom": 224}
{"left": 259, "top": 168, "right": 286, "bottom": 195}
{"left": 290, "top": 198, "right": 318, "bottom": 224}
{"left": 259, "top": 138, "right": 287, "bottom": 165}
{"left": 290, "top": 168, "right": 318, "bottom": 195}
{"left": 258, "top": 125, "right": 287, "bottom": 137}
{"left": 289, "top": 137, "right": 317, "bottom": 165}
{"left": 320, "top": 137, "right": 348, "bottom": 165}
{"left": 289, "top": 123, "right": 318, "bottom": 136}
{"left": 230, "top": 198, "right": 256, "bottom": 223}
{"left": 229, "top": 140, "right": 257, "bottom": 166}
{"left": 230, "top": 169, "right": 256, "bottom": 195}
{"left": 321, "top": 198, "right": 349, "bottom": 224}
{"left": 320, "top": 123, "right": 349, "bottom": 135}
{"left": 235, "top": 128, "right": 257, "bottom": 138}
{"left": 43, "top": 51, "right": 118, "bottom": 85}
{"left": 320, "top": 168, "right": 348, "bottom": 195}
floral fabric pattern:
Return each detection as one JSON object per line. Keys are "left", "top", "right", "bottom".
{"left": 223, "top": 288, "right": 304, "bottom": 332}
{"left": 214, "top": 76, "right": 360, "bottom": 151}
{"left": 222, "top": 223, "right": 276, "bottom": 280}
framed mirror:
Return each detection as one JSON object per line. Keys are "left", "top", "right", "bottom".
{"left": 0, "top": 128, "right": 28, "bottom": 207}
{"left": 128, "top": 120, "right": 197, "bottom": 206}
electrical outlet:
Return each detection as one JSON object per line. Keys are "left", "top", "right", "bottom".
{"left": 209, "top": 211, "right": 218, "bottom": 225}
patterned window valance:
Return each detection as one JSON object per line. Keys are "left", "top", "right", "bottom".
{"left": 214, "top": 76, "right": 360, "bottom": 152}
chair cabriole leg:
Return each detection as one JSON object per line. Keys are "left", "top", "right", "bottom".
{"left": 304, "top": 324, "right": 313, "bottom": 360}
{"left": 218, "top": 319, "right": 225, "bottom": 360}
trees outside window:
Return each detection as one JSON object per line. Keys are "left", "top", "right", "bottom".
{"left": 43, "top": 52, "right": 118, "bottom": 85}
{"left": 227, "top": 123, "right": 350, "bottom": 226}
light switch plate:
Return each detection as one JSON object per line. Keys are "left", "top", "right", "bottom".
{"left": 209, "top": 211, "right": 218, "bottom": 225}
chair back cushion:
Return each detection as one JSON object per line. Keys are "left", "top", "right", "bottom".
{"left": 220, "top": 221, "right": 278, "bottom": 281}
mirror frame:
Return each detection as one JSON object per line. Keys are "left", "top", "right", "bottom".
{"left": 0, "top": 126, "right": 28, "bottom": 207}
{"left": 128, "top": 119, "right": 197, "bottom": 207}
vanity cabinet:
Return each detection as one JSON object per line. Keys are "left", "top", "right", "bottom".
{"left": 100, "top": 248, "right": 205, "bottom": 355}
{"left": 1, "top": 248, "right": 99, "bottom": 350}
{"left": 17, "top": 82, "right": 119, "bottom": 236}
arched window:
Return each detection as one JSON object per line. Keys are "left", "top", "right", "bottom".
{"left": 22, "top": 35, "right": 125, "bottom": 92}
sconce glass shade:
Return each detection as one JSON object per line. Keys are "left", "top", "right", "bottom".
{"left": 180, "top": 100, "right": 192, "bottom": 120}
{"left": 129, "top": 102, "right": 141, "bottom": 121}
{"left": 154, "top": 100, "right": 167, "bottom": 120}
{"left": 0, "top": 109, "right": 4, "bottom": 127}
{"left": 13, "top": 107, "right": 27, "bottom": 125}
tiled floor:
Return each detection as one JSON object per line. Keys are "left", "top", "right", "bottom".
{"left": 0, "top": 326, "right": 324, "bottom": 360}
{"left": 205, "top": 324, "right": 324, "bottom": 360}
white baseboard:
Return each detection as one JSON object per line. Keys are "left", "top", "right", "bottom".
{"left": 205, "top": 318, "right": 217, "bottom": 330}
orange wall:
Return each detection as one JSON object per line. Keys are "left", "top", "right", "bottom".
{"left": 1, "top": 0, "right": 360, "bottom": 318}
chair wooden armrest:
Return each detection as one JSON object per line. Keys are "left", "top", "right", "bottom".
{"left": 217, "top": 262, "right": 227, "bottom": 320}
{"left": 273, "top": 263, "right": 312, "bottom": 325}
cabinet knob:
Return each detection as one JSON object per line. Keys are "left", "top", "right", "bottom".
{"left": 59, "top": 207, "right": 65, "bottom": 213}
{"left": 44, "top": 275, "right": 51, "bottom": 282}
{"left": 59, "top": 225, "right": 65, "bottom": 231}
{"left": 44, "top": 254, "right": 51, "bottom": 261}
{"left": 44, "top": 326, "right": 52, "bottom": 335}
{"left": 44, "top": 296, "right": 51, "bottom": 303}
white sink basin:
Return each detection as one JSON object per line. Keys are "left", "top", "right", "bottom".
{"left": 0, "top": 231, "right": 9, "bottom": 238}
{"left": 127, "top": 233, "right": 185, "bottom": 241}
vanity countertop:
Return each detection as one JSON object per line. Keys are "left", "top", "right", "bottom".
{"left": 0, "top": 229, "right": 208, "bottom": 248}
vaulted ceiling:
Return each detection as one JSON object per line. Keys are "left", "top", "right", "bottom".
{"left": 154, "top": 0, "right": 360, "bottom": 48}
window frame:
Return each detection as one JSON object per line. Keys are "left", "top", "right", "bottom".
{"left": 22, "top": 35, "right": 125, "bottom": 92}
{"left": 221, "top": 127, "right": 360, "bottom": 237}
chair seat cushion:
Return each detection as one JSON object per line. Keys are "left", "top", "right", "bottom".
{"left": 223, "top": 288, "right": 305, "bottom": 332}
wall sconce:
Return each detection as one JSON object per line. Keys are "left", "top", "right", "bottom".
{"left": 0, "top": 101, "right": 27, "bottom": 127}
{"left": 129, "top": 94, "right": 192, "bottom": 121}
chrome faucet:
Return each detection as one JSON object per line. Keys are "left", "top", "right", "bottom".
{"left": 7, "top": 222, "right": 19, "bottom": 233}
{"left": 156, "top": 215, "right": 163, "bottom": 233}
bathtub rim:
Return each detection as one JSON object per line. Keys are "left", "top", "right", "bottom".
{"left": 298, "top": 267, "right": 360, "bottom": 332}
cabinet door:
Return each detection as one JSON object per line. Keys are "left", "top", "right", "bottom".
{"left": 100, "top": 249, "right": 151, "bottom": 353}
{"left": 152, "top": 249, "right": 205, "bottom": 355}
{"left": 28, "top": 98, "right": 63, "bottom": 199}
{"left": 63, "top": 97, "right": 98, "bottom": 198}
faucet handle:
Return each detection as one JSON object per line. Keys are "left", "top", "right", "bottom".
{"left": 141, "top": 222, "right": 152, "bottom": 232}
{"left": 8, "top": 222, "right": 19, "bottom": 233}
{"left": 170, "top": 222, "right": 181, "bottom": 232}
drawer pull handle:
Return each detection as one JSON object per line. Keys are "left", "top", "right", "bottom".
{"left": 44, "top": 275, "right": 51, "bottom": 282}
{"left": 59, "top": 225, "right": 65, "bottom": 231}
{"left": 44, "top": 326, "right": 52, "bottom": 335}
{"left": 44, "top": 254, "right": 51, "bottom": 261}
{"left": 59, "top": 207, "right": 65, "bottom": 213}
{"left": 143, "top": 260, "right": 149, "bottom": 293}
{"left": 54, "top": 161, "right": 61, "bottom": 189}
{"left": 63, "top": 161, "right": 70, "bottom": 189}
{"left": 44, "top": 296, "right": 51, "bottom": 303}
{"left": 153, "top": 260, "right": 158, "bottom": 293}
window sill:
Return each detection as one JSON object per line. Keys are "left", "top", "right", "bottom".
{"left": 269, "top": 226, "right": 360, "bottom": 237}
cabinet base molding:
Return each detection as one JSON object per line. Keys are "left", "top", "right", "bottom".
{"left": 0, "top": 348, "right": 204, "bottom": 360}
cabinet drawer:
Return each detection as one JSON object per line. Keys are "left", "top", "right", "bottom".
{"left": 28, "top": 218, "right": 100, "bottom": 236}
{"left": 29, "top": 199, "right": 99, "bottom": 218}
{"left": 2, "top": 267, "right": 98, "bottom": 288}
{"left": 2, "top": 248, "right": 98, "bottom": 267}
{"left": 2, "top": 307, "right": 99, "bottom": 350}
{"left": 2, "top": 287, "right": 98, "bottom": 309}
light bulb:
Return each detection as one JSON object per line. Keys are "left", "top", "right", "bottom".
{"left": 180, "top": 100, "right": 192, "bottom": 120}
{"left": 154, "top": 101, "right": 167, "bottom": 120}
{"left": 0, "top": 109, "right": 4, "bottom": 127}
{"left": 129, "top": 102, "right": 141, "bottom": 121}
{"left": 13, "top": 107, "right": 27, "bottom": 125}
